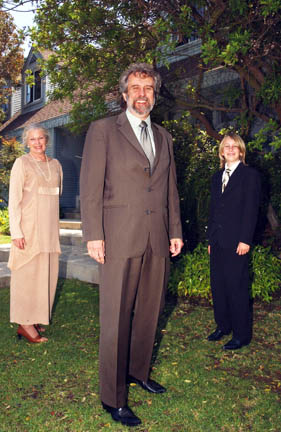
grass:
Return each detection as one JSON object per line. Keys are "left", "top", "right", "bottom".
{"left": 0, "top": 279, "right": 280, "bottom": 432}
{"left": 0, "top": 234, "right": 10, "bottom": 244}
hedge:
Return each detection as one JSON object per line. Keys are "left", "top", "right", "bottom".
{"left": 169, "top": 243, "right": 281, "bottom": 303}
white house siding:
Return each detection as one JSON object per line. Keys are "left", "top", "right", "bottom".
{"left": 166, "top": 39, "right": 202, "bottom": 65}
{"left": 46, "top": 75, "right": 54, "bottom": 102}
{"left": 11, "top": 87, "right": 22, "bottom": 116}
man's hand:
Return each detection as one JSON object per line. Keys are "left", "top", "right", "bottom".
{"left": 208, "top": 245, "right": 211, "bottom": 255}
{"left": 12, "top": 238, "right": 25, "bottom": 249}
{"left": 87, "top": 240, "right": 105, "bottom": 264}
{"left": 169, "top": 238, "right": 184, "bottom": 257}
{"left": 236, "top": 242, "right": 250, "bottom": 255}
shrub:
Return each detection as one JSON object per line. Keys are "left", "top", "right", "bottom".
{"left": 0, "top": 207, "right": 10, "bottom": 235}
{"left": 169, "top": 243, "right": 281, "bottom": 303}
{"left": 0, "top": 136, "right": 24, "bottom": 205}
{"left": 169, "top": 243, "right": 212, "bottom": 301}
{"left": 163, "top": 115, "right": 219, "bottom": 250}
{"left": 250, "top": 246, "right": 281, "bottom": 302}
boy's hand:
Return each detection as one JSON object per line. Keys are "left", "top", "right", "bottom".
{"left": 236, "top": 242, "right": 250, "bottom": 255}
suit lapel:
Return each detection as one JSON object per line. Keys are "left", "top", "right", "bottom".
{"left": 116, "top": 112, "right": 163, "bottom": 174}
{"left": 151, "top": 123, "right": 162, "bottom": 173}
{"left": 223, "top": 162, "right": 243, "bottom": 195}
{"left": 116, "top": 112, "right": 146, "bottom": 158}
{"left": 214, "top": 171, "right": 223, "bottom": 197}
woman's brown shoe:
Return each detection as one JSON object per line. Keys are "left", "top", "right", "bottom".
{"left": 17, "top": 325, "right": 48, "bottom": 343}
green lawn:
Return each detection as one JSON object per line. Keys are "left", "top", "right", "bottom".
{"left": 0, "top": 234, "right": 10, "bottom": 244}
{"left": 0, "top": 279, "right": 280, "bottom": 432}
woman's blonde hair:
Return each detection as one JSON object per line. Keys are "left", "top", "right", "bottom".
{"left": 219, "top": 132, "right": 246, "bottom": 168}
{"left": 22, "top": 124, "right": 50, "bottom": 147}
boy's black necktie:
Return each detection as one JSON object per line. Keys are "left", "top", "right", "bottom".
{"left": 222, "top": 168, "right": 231, "bottom": 192}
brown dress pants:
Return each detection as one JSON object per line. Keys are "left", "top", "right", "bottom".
{"left": 99, "top": 239, "right": 170, "bottom": 408}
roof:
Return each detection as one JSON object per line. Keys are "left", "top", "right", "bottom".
{"left": 0, "top": 98, "right": 73, "bottom": 135}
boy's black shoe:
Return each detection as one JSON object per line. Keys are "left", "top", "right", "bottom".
{"left": 207, "top": 328, "right": 231, "bottom": 341}
{"left": 223, "top": 338, "right": 250, "bottom": 350}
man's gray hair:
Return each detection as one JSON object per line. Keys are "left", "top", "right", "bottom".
{"left": 22, "top": 123, "right": 50, "bottom": 147}
{"left": 119, "top": 63, "right": 162, "bottom": 97}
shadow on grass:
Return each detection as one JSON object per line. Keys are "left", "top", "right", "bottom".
{"left": 151, "top": 292, "right": 179, "bottom": 366}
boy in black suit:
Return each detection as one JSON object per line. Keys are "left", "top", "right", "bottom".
{"left": 207, "top": 133, "right": 261, "bottom": 350}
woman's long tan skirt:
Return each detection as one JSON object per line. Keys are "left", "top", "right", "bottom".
{"left": 10, "top": 252, "right": 59, "bottom": 325}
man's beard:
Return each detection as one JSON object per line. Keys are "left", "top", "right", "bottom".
{"left": 126, "top": 96, "right": 155, "bottom": 116}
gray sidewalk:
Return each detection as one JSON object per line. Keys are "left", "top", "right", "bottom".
{"left": 0, "top": 221, "right": 99, "bottom": 288}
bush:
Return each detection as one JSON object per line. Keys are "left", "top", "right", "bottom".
{"left": 169, "top": 243, "right": 212, "bottom": 301}
{"left": 250, "top": 246, "right": 281, "bottom": 302}
{"left": 0, "top": 136, "right": 24, "bottom": 205}
{"left": 0, "top": 207, "right": 10, "bottom": 235}
{"left": 169, "top": 243, "right": 281, "bottom": 303}
{"left": 163, "top": 115, "right": 219, "bottom": 250}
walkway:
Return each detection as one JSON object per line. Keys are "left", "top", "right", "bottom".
{"left": 0, "top": 220, "right": 99, "bottom": 288}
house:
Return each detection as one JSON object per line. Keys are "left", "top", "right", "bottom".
{"left": 0, "top": 48, "right": 85, "bottom": 216}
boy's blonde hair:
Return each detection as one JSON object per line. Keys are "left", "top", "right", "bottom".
{"left": 219, "top": 132, "right": 246, "bottom": 169}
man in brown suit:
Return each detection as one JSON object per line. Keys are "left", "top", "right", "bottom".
{"left": 80, "top": 63, "right": 183, "bottom": 427}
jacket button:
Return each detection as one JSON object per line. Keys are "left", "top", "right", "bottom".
{"left": 147, "top": 187, "right": 152, "bottom": 192}
{"left": 145, "top": 210, "right": 151, "bottom": 215}
{"left": 144, "top": 167, "right": 150, "bottom": 172}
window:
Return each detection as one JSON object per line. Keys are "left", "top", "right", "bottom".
{"left": 26, "top": 70, "right": 41, "bottom": 104}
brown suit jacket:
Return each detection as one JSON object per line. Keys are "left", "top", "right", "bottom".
{"left": 80, "top": 112, "right": 182, "bottom": 258}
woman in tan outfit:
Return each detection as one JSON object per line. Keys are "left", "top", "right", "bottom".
{"left": 8, "top": 124, "right": 63, "bottom": 343}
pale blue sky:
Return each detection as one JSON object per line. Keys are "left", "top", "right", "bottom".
{"left": 9, "top": 1, "right": 36, "bottom": 55}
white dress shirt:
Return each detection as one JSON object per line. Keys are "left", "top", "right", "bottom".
{"left": 126, "top": 109, "right": 156, "bottom": 156}
{"left": 222, "top": 161, "right": 241, "bottom": 184}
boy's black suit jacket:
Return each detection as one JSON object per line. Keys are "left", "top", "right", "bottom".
{"left": 207, "top": 163, "right": 261, "bottom": 249}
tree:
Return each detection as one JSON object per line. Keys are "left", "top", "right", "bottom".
{"left": 0, "top": 3, "right": 25, "bottom": 212}
{"left": 0, "top": 136, "right": 24, "bottom": 204}
{"left": 0, "top": 5, "right": 24, "bottom": 123}
{"left": 29, "top": 0, "right": 159, "bottom": 132}
{"left": 29, "top": 1, "right": 281, "bottom": 140}
{"left": 150, "top": 0, "right": 281, "bottom": 142}
{"left": 27, "top": 0, "right": 281, "bottom": 231}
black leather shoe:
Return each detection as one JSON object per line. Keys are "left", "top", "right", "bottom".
{"left": 102, "top": 402, "right": 141, "bottom": 426}
{"left": 207, "top": 328, "right": 230, "bottom": 341}
{"left": 128, "top": 375, "right": 166, "bottom": 394}
{"left": 223, "top": 338, "right": 250, "bottom": 350}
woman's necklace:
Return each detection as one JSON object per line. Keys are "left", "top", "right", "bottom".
{"left": 29, "top": 152, "right": 52, "bottom": 182}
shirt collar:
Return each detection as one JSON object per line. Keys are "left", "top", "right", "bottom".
{"left": 126, "top": 109, "right": 151, "bottom": 128}
{"left": 225, "top": 160, "right": 241, "bottom": 174}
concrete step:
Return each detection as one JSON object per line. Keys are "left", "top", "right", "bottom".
{"left": 0, "top": 262, "right": 10, "bottom": 288}
{"left": 62, "top": 211, "right": 81, "bottom": 220}
{"left": 59, "top": 244, "right": 99, "bottom": 285}
{"left": 0, "top": 244, "right": 10, "bottom": 262}
{"left": 0, "top": 244, "right": 99, "bottom": 288}
{"left": 59, "top": 219, "right": 82, "bottom": 230}
{"left": 59, "top": 228, "right": 82, "bottom": 246}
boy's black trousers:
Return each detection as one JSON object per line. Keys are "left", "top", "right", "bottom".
{"left": 210, "top": 243, "right": 252, "bottom": 343}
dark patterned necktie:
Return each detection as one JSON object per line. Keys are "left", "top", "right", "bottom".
{"left": 222, "top": 168, "right": 231, "bottom": 192}
{"left": 139, "top": 121, "right": 154, "bottom": 170}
